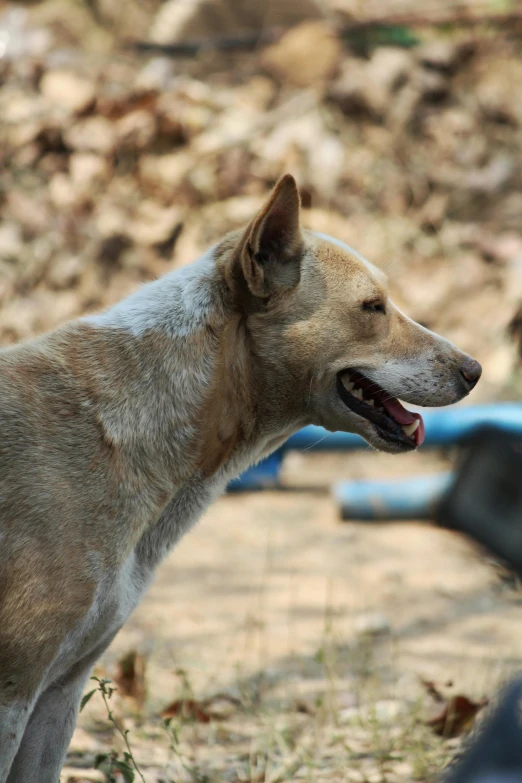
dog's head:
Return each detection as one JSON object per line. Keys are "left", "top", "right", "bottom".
{"left": 218, "top": 174, "right": 481, "bottom": 453}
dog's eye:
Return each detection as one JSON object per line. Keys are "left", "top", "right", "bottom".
{"left": 362, "top": 300, "right": 386, "bottom": 314}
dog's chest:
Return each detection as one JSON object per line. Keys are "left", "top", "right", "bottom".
{"left": 45, "top": 477, "right": 225, "bottom": 687}
{"left": 46, "top": 442, "right": 279, "bottom": 689}
{"left": 44, "top": 553, "right": 148, "bottom": 688}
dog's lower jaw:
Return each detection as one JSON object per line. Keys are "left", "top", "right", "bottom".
{"left": 364, "top": 428, "right": 418, "bottom": 455}
{"left": 310, "top": 386, "right": 419, "bottom": 455}
{"left": 349, "top": 421, "right": 419, "bottom": 454}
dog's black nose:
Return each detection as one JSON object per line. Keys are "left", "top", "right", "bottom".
{"left": 460, "top": 358, "right": 482, "bottom": 390}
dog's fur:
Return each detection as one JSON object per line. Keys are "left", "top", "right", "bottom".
{"left": 0, "top": 175, "right": 480, "bottom": 781}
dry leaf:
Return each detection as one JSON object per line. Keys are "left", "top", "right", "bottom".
{"left": 295, "top": 699, "right": 315, "bottom": 715}
{"left": 427, "top": 694, "right": 488, "bottom": 738}
{"left": 161, "top": 692, "right": 241, "bottom": 723}
{"left": 161, "top": 697, "right": 212, "bottom": 723}
{"left": 113, "top": 650, "right": 147, "bottom": 708}
{"left": 40, "top": 70, "right": 96, "bottom": 115}
{"left": 261, "top": 22, "right": 341, "bottom": 88}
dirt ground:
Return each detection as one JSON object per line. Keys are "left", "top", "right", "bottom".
{"left": 67, "top": 449, "right": 522, "bottom": 783}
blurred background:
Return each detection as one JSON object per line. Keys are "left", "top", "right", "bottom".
{"left": 2, "top": 1, "right": 522, "bottom": 781}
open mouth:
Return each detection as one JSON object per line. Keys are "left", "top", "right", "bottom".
{"left": 337, "top": 370, "right": 425, "bottom": 448}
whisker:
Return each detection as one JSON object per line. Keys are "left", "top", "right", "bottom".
{"left": 306, "top": 374, "right": 314, "bottom": 409}
{"left": 301, "top": 435, "right": 329, "bottom": 453}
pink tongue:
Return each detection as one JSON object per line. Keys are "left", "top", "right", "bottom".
{"left": 381, "top": 397, "right": 417, "bottom": 425}
{"left": 381, "top": 397, "right": 425, "bottom": 446}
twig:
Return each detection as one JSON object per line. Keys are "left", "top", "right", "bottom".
{"left": 126, "top": 6, "right": 522, "bottom": 60}
{"left": 345, "top": 9, "right": 522, "bottom": 31}
{"left": 92, "top": 677, "right": 148, "bottom": 783}
{"left": 127, "top": 29, "right": 280, "bottom": 57}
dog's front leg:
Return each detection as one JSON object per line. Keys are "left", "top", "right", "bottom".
{"left": 5, "top": 671, "right": 90, "bottom": 783}
{"left": 5, "top": 623, "right": 123, "bottom": 783}
{"left": 0, "top": 699, "right": 37, "bottom": 783}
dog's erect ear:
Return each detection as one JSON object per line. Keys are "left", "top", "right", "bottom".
{"left": 238, "top": 174, "right": 303, "bottom": 299}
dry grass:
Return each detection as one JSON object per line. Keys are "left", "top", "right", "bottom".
{"left": 72, "top": 620, "right": 454, "bottom": 783}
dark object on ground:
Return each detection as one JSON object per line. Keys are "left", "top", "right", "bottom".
{"left": 444, "top": 678, "right": 522, "bottom": 783}
{"left": 438, "top": 428, "right": 522, "bottom": 781}
{"left": 427, "top": 694, "right": 489, "bottom": 739}
{"left": 129, "top": 30, "right": 279, "bottom": 57}
{"left": 438, "top": 426, "right": 522, "bottom": 578}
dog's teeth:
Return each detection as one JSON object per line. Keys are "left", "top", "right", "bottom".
{"left": 402, "top": 420, "right": 420, "bottom": 437}
{"left": 353, "top": 388, "right": 363, "bottom": 400}
{"left": 367, "top": 399, "right": 375, "bottom": 407}
{"left": 341, "top": 378, "right": 355, "bottom": 392}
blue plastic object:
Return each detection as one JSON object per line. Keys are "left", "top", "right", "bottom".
{"left": 286, "top": 403, "right": 522, "bottom": 451}
{"left": 333, "top": 472, "right": 454, "bottom": 520}
{"left": 228, "top": 404, "right": 522, "bottom": 491}
{"left": 228, "top": 451, "right": 283, "bottom": 490}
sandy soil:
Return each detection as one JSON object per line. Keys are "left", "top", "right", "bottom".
{"left": 67, "top": 450, "right": 522, "bottom": 783}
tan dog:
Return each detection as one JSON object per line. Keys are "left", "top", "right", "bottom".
{"left": 0, "top": 175, "right": 480, "bottom": 781}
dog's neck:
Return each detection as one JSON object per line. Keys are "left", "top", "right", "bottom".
{"left": 85, "top": 249, "right": 222, "bottom": 340}
{"left": 64, "top": 248, "right": 297, "bottom": 496}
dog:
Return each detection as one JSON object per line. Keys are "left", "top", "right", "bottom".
{"left": 0, "top": 174, "right": 481, "bottom": 781}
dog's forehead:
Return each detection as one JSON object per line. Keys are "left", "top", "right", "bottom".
{"left": 310, "top": 232, "right": 387, "bottom": 291}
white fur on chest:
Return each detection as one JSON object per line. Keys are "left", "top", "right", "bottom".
{"left": 46, "top": 430, "right": 287, "bottom": 688}
{"left": 44, "top": 553, "right": 144, "bottom": 688}
{"left": 45, "top": 474, "right": 225, "bottom": 688}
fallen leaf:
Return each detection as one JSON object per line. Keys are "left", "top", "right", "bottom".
{"left": 160, "top": 692, "right": 241, "bottom": 723}
{"left": 113, "top": 650, "right": 147, "bottom": 708}
{"left": 427, "top": 694, "right": 488, "bottom": 738}
{"left": 295, "top": 699, "right": 315, "bottom": 715}
{"left": 64, "top": 116, "right": 116, "bottom": 154}
{"left": 40, "top": 70, "right": 96, "bottom": 115}
{"left": 261, "top": 22, "right": 341, "bottom": 88}
{"left": 127, "top": 202, "right": 183, "bottom": 247}
{"left": 161, "top": 697, "right": 212, "bottom": 723}
{"left": 96, "top": 90, "right": 158, "bottom": 121}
